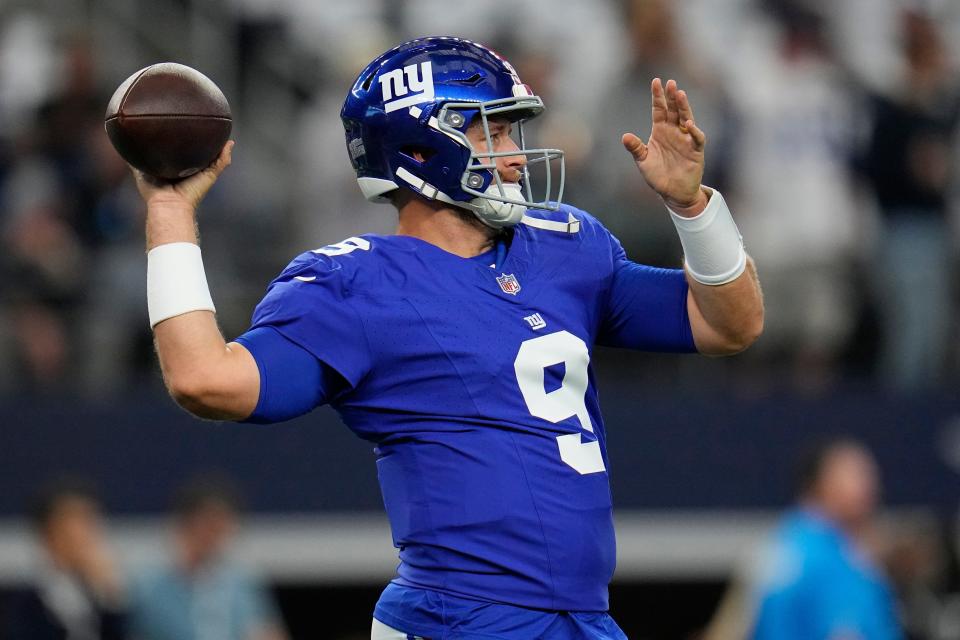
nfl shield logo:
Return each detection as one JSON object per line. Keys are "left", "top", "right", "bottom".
{"left": 496, "top": 273, "right": 521, "bottom": 295}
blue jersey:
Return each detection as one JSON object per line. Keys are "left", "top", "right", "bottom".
{"left": 235, "top": 204, "right": 694, "bottom": 613}
{"left": 374, "top": 583, "right": 627, "bottom": 639}
{"left": 750, "top": 509, "right": 902, "bottom": 640}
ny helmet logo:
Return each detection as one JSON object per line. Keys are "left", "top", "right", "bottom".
{"left": 379, "top": 61, "right": 434, "bottom": 113}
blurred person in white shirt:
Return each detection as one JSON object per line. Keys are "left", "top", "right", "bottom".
{"left": 722, "top": 2, "right": 864, "bottom": 386}
{"left": 580, "top": 0, "right": 733, "bottom": 266}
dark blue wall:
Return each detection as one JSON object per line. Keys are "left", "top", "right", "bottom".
{"left": 1, "top": 380, "right": 957, "bottom": 516}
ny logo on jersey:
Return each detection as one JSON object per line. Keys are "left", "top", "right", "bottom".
{"left": 380, "top": 61, "right": 434, "bottom": 113}
{"left": 496, "top": 273, "right": 521, "bottom": 295}
{"left": 523, "top": 313, "right": 546, "bottom": 330}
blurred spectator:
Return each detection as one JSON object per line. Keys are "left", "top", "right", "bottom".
{"left": 75, "top": 120, "right": 149, "bottom": 397}
{"left": 884, "top": 518, "right": 959, "bottom": 640}
{"left": 0, "top": 37, "right": 103, "bottom": 392}
{"left": 0, "top": 11, "right": 57, "bottom": 138}
{"left": 0, "top": 34, "right": 162, "bottom": 395}
{"left": 2, "top": 479, "right": 126, "bottom": 640}
{"left": 400, "top": 0, "right": 624, "bottom": 117}
{"left": 744, "top": 438, "right": 901, "bottom": 639}
{"left": 722, "top": 3, "right": 863, "bottom": 387}
{"left": 0, "top": 152, "right": 86, "bottom": 390}
{"left": 581, "top": 0, "right": 732, "bottom": 265}
{"left": 859, "top": 9, "right": 960, "bottom": 392}
{"left": 127, "top": 478, "right": 287, "bottom": 640}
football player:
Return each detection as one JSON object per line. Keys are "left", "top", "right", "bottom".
{"left": 133, "top": 37, "right": 763, "bottom": 639}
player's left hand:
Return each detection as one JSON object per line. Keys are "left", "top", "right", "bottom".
{"left": 622, "top": 78, "right": 707, "bottom": 217}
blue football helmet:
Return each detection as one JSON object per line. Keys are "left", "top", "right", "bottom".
{"left": 341, "top": 37, "right": 568, "bottom": 229}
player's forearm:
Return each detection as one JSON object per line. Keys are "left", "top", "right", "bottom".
{"left": 147, "top": 205, "right": 259, "bottom": 419}
{"left": 686, "top": 257, "right": 763, "bottom": 355}
{"left": 662, "top": 185, "right": 763, "bottom": 355}
{"left": 153, "top": 313, "right": 243, "bottom": 417}
{"left": 146, "top": 201, "right": 199, "bottom": 249}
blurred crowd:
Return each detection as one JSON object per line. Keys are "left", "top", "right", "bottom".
{"left": 0, "top": 476, "right": 287, "bottom": 640}
{"left": 1, "top": 444, "right": 957, "bottom": 639}
{"left": 2, "top": 0, "right": 960, "bottom": 397}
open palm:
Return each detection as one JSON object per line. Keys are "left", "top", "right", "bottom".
{"left": 622, "top": 78, "right": 706, "bottom": 214}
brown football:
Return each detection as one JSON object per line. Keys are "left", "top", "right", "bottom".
{"left": 105, "top": 63, "right": 231, "bottom": 180}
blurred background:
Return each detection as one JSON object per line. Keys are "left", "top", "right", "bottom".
{"left": 1, "top": 0, "right": 959, "bottom": 637}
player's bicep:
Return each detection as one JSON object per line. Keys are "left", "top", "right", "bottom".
{"left": 214, "top": 340, "right": 262, "bottom": 419}
{"left": 598, "top": 260, "right": 696, "bottom": 352}
{"left": 233, "top": 326, "right": 342, "bottom": 424}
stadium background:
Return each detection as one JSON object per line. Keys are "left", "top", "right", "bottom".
{"left": 1, "top": 0, "right": 959, "bottom": 637}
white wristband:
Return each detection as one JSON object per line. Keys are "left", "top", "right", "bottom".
{"left": 147, "top": 242, "right": 216, "bottom": 327}
{"left": 668, "top": 187, "right": 746, "bottom": 286}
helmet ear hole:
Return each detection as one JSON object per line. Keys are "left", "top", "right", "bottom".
{"left": 455, "top": 73, "right": 482, "bottom": 85}
{"left": 399, "top": 145, "right": 436, "bottom": 164}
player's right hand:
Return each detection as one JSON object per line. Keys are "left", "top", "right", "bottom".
{"left": 132, "top": 140, "right": 234, "bottom": 212}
